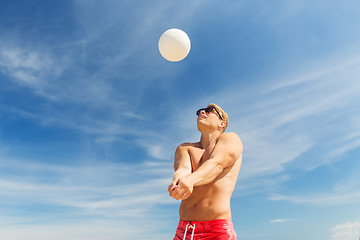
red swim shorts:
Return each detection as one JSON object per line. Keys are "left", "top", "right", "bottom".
{"left": 173, "top": 219, "right": 237, "bottom": 240}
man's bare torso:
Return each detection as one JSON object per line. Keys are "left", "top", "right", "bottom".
{"left": 179, "top": 141, "right": 242, "bottom": 221}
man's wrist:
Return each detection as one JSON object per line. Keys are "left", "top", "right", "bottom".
{"left": 183, "top": 174, "right": 196, "bottom": 187}
{"left": 174, "top": 172, "right": 191, "bottom": 180}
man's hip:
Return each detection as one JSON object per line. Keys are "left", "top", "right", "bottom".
{"left": 173, "top": 219, "right": 236, "bottom": 240}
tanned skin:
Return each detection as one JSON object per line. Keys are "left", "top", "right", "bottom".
{"left": 168, "top": 107, "right": 243, "bottom": 221}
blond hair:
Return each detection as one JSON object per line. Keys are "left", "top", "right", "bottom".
{"left": 207, "top": 103, "right": 229, "bottom": 132}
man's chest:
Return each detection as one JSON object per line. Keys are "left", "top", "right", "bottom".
{"left": 188, "top": 145, "right": 215, "bottom": 171}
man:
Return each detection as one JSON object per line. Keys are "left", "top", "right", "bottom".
{"left": 168, "top": 104, "right": 243, "bottom": 240}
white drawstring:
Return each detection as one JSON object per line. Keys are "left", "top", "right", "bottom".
{"left": 183, "top": 223, "right": 195, "bottom": 240}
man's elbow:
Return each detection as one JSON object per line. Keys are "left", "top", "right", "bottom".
{"left": 215, "top": 163, "right": 224, "bottom": 175}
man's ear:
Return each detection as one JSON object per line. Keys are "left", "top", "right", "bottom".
{"left": 218, "top": 121, "right": 226, "bottom": 129}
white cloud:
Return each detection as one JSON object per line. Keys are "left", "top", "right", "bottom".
{"left": 331, "top": 219, "right": 360, "bottom": 240}
{"left": 204, "top": 47, "right": 360, "bottom": 198}
{"left": 0, "top": 218, "right": 173, "bottom": 240}
{"left": 0, "top": 0, "right": 208, "bottom": 163}
{"left": 135, "top": 139, "right": 176, "bottom": 161}
{"left": 268, "top": 191, "right": 360, "bottom": 206}
{"left": 0, "top": 155, "right": 177, "bottom": 240}
{"left": 0, "top": 44, "right": 61, "bottom": 90}
{"left": 270, "top": 218, "right": 292, "bottom": 223}
{"left": 0, "top": 1, "right": 218, "bottom": 167}
{"left": 0, "top": 157, "right": 175, "bottom": 215}
{"left": 267, "top": 53, "right": 360, "bottom": 93}
{"left": 235, "top": 175, "right": 290, "bottom": 197}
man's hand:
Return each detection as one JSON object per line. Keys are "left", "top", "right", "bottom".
{"left": 168, "top": 177, "right": 179, "bottom": 194}
{"left": 168, "top": 176, "right": 194, "bottom": 200}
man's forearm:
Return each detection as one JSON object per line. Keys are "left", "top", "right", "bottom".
{"left": 173, "top": 168, "right": 191, "bottom": 179}
{"left": 186, "top": 159, "right": 223, "bottom": 186}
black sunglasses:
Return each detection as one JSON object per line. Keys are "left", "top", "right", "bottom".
{"left": 196, "top": 106, "right": 224, "bottom": 121}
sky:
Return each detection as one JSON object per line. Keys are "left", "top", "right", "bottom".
{"left": 0, "top": 0, "right": 360, "bottom": 239}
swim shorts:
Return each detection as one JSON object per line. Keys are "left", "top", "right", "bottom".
{"left": 173, "top": 219, "right": 236, "bottom": 240}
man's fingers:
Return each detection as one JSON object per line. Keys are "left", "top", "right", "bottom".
{"left": 170, "top": 191, "right": 181, "bottom": 200}
{"left": 172, "top": 184, "right": 188, "bottom": 200}
{"left": 168, "top": 177, "right": 180, "bottom": 195}
{"left": 172, "top": 177, "right": 179, "bottom": 185}
{"left": 181, "top": 192, "right": 191, "bottom": 200}
{"left": 179, "top": 188, "right": 192, "bottom": 200}
{"left": 168, "top": 178, "right": 193, "bottom": 200}
{"left": 168, "top": 186, "right": 174, "bottom": 195}
{"left": 170, "top": 178, "right": 179, "bottom": 190}
{"left": 174, "top": 186, "right": 184, "bottom": 197}
{"left": 169, "top": 186, "right": 180, "bottom": 199}
{"left": 174, "top": 184, "right": 192, "bottom": 200}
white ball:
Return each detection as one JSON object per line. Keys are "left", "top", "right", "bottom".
{"left": 158, "top": 28, "right": 191, "bottom": 62}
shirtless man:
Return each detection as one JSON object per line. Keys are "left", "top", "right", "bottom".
{"left": 168, "top": 104, "right": 243, "bottom": 240}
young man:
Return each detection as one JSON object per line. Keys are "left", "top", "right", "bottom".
{"left": 168, "top": 104, "right": 243, "bottom": 240}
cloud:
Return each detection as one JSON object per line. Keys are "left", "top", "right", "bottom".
{"left": 235, "top": 175, "right": 290, "bottom": 197}
{"left": 207, "top": 47, "right": 360, "bottom": 196}
{"left": 268, "top": 191, "right": 360, "bottom": 206}
{"left": 270, "top": 218, "right": 292, "bottom": 223}
{"left": 0, "top": 156, "right": 175, "bottom": 217}
{"left": 0, "top": 43, "right": 63, "bottom": 96}
{"left": 267, "top": 53, "right": 360, "bottom": 93}
{"left": 135, "top": 138, "right": 177, "bottom": 161}
{"left": 331, "top": 219, "right": 360, "bottom": 240}
{"left": 0, "top": 218, "right": 173, "bottom": 240}
{"left": 0, "top": 153, "right": 177, "bottom": 240}
{"left": 0, "top": 1, "right": 210, "bottom": 162}
{"left": 267, "top": 154, "right": 360, "bottom": 206}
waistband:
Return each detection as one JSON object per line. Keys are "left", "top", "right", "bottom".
{"left": 177, "top": 219, "right": 233, "bottom": 232}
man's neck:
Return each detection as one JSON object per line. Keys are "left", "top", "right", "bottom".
{"left": 200, "top": 131, "right": 222, "bottom": 149}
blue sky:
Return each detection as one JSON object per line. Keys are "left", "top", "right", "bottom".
{"left": 0, "top": 0, "right": 360, "bottom": 239}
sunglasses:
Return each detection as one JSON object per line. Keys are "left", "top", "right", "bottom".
{"left": 196, "top": 106, "right": 224, "bottom": 121}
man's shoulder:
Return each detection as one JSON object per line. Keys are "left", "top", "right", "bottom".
{"left": 218, "top": 132, "right": 243, "bottom": 151}
{"left": 178, "top": 142, "right": 201, "bottom": 149}
{"left": 219, "top": 132, "right": 241, "bottom": 141}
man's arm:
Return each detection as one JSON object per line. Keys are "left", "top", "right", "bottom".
{"left": 172, "top": 133, "right": 242, "bottom": 200}
{"left": 168, "top": 143, "right": 192, "bottom": 199}
{"left": 187, "top": 132, "right": 242, "bottom": 186}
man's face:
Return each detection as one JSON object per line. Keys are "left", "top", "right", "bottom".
{"left": 196, "top": 107, "right": 223, "bottom": 131}
{"left": 196, "top": 106, "right": 223, "bottom": 121}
